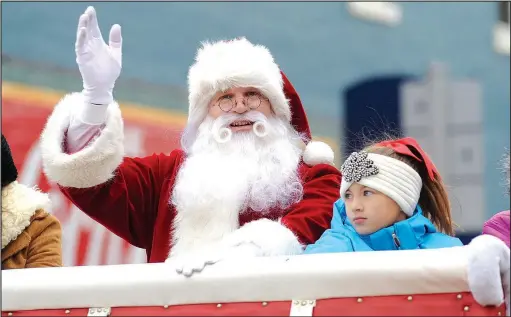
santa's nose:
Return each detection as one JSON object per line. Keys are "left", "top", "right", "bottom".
{"left": 232, "top": 99, "right": 249, "bottom": 113}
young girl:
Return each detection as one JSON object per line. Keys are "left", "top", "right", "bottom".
{"left": 304, "top": 137, "right": 462, "bottom": 254}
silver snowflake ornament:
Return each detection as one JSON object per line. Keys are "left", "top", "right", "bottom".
{"left": 341, "top": 151, "right": 379, "bottom": 183}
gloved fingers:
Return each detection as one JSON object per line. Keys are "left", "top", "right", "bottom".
{"left": 85, "top": 6, "right": 103, "bottom": 40}
{"left": 76, "top": 13, "right": 88, "bottom": 36}
{"left": 181, "top": 259, "right": 206, "bottom": 277}
{"left": 167, "top": 256, "right": 204, "bottom": 277}
{"left": 75, "top": 27, "right": 88, "bottom": 55}
{"left": 109, "top": 24, "right": 123, "bottom": 64}
{"left": 204, "top": 254, "right": 221, "bottom": 265}
{"left": 166, "top": 249, "right": 223, "bottom": 277}
{"left": 75, "top": 14, "right": 89, "bottom": 54}
{"left": 181, "top": 265, "right": 196, "bottom": 277}
{"left": 109, "top": 24, "right": 122, "bottom": 47}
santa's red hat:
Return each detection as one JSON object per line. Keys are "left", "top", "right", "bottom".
{"left": 187, "top": 37, "right": 334, "bottom": 166}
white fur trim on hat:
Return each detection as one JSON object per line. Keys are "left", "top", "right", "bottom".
{"left": 339, "top": 152, "right": 422, "bottom": 216}
{"left": 303, "top": 141, "right": 335, "bottom": 166}
{"left": 40, "top": 92, "right": 125, "bottom": 188}
{"left": 187, "top": 38, "right": 290, "bottom": 127}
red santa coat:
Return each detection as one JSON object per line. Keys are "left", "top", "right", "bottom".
{"left": 40, "top": 93, "right": 342, "bottom": 263}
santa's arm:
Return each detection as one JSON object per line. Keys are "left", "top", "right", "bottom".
{"left": 222, "top": 163, "right": 342, "bottom": 256}
{"left": 40, "top": 92, "right": 181, "bottom": 249}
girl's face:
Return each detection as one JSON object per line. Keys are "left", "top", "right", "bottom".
{"left": 343, "top": 183, "right": 407, "bottom": 235}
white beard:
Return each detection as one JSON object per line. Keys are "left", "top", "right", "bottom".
{"left": 169, "top": 112, "right": 304, "bottom": 256}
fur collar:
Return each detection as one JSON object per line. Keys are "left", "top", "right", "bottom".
{"left": 2, "top": 181, "right": 51, "bottom": 249}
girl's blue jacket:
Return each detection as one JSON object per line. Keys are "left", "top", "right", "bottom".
{"left": 304, "top": 199, "right": 463, "bottom": 254}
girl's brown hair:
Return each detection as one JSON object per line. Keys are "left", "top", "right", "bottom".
{"left": 362, "top": 138, "right": 456, "bottom": 236}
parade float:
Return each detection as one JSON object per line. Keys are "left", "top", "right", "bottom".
{"left": 2, "top": 245, "right": 506, "bottom": 316}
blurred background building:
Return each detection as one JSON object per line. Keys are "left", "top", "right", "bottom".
{"left": 2, "top": 2, "right": 509, "bottom": 266}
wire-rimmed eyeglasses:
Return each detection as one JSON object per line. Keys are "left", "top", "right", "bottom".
{"left": 215, "top": 92, "right": 269, "bottom": 112}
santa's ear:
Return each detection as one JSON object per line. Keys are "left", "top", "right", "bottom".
{"left": 302, "top": 141, "right": 335, "bottom": 166}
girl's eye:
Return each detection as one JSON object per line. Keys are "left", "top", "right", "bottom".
{"left": 246, "top": 91, "right": 258, "bottom": 97}
{"left": 364, "top": 190, "right": 373, "bottom": 196}
{"left": 344, "top": 193, "right": 352, "bottom": 199}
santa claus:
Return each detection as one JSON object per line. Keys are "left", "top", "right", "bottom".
{"left": 40, "top": 6, "right": 341, "bottom": 276}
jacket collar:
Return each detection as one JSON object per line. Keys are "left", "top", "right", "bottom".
{"left": 1, "top": 181, "right": 51, "bottom": 249}
{"left": 335, "top": 201, "right": 437, "bottom": 251}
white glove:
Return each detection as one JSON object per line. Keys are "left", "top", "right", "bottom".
{"left": 165, "top": 242, "right": 261, "bottom": 277}
{"left": 467, "top": 235, "right": 510, "bottom": 315}
{"left": 75, "top": 6, "right": 122, "bottom": 110}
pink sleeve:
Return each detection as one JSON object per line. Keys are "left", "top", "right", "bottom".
{"left": 65, "top": 99, "right": 110, "bottom": 153}
{"left": 66, "top": 113, "right": 105, "bottom": 154}
{"left": 482, "top": 211, "right": 510, "bottom": 248}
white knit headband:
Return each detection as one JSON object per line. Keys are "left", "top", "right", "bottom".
{"left": 339, "top": 151, "right": 422, "bottom": 216}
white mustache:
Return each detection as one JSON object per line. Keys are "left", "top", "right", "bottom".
{"left": 217, "top": 111, "right": 268, "bottom": 127}
{"left": 212, "top": 112, "right": 270, "bottom": 143}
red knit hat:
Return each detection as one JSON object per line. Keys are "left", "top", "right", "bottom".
{"left": 187, "top": 37, "right": 333, "bottom": 165}
{"left": 281, "top": 70, "right": 311, "bottom": 140}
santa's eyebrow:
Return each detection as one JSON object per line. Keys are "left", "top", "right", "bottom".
{"left": 217, "top": 92, "right": 233, "bottom": 99}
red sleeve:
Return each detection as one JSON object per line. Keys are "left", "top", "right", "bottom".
{"left": 281, "top": 163, "right": 342, "bottom": 245}
{"left": 59, "top": 150, "right": 184, "bottom": 249}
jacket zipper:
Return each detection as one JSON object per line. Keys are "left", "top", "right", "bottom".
{"left": 392, "top": 229, "right": 401, "bottom": 250}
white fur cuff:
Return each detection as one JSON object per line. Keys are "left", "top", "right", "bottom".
{"left": 467, "top": 235, "right": 510, "bottom": 312}
{"left": 224, "top": 218, "right": 304, "bottom": 257}
{"left": 40, "top": 92, "right": 125, "bottom": 188}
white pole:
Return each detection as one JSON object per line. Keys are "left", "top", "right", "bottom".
{"left": 426, "top": 62, "right": 449, "bottom": 176}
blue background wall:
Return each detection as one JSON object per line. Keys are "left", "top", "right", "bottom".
{"left": 2, "top": 2, "right": 509, "bottom": 221}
